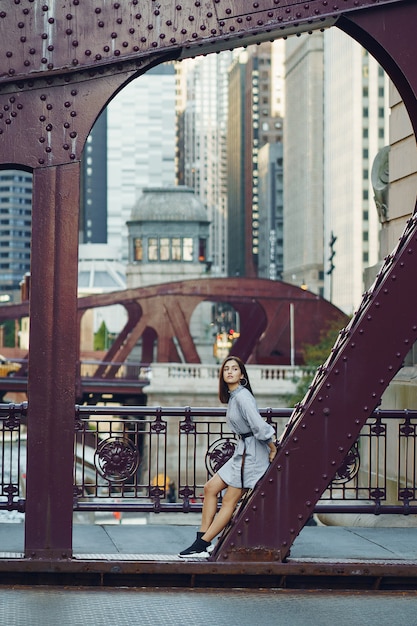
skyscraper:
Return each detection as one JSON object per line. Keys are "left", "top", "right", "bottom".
{"left": 108, "top": 64, "right": 176, "bottom": 262}
{"left": 0, "top": 170, "right": 32, "bottom": 299}
{"left": 283, "top": 30, "right": 389, "bottom": 313}
{"left": 283, "top": 32, "right": 325, "bottom": 296}
{"left": 227, "top": 43, "right": 283, "bottom": 278}
{"left": 323, "top": 29, "right": 389, "bottom": 313}
{"left": 177, "top": 52, "right": 232, "bottom": 277}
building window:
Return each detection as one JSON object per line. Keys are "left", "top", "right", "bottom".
{"left": 171, "top": 238, "right": 181, "bottom": 261}
{"left": 134, "top": 238, "right": 143, "bottom": 261}
{"left": 160, "top": 238, "right": 170, "bottom": 261}
{"left": 183, "top": 238, "right": 193, "bottom": 261}
{"left": 198, "top": 238, "right": 206, "bottom": 262}
{"left": 146, "top": 237, "right": 195, "bottom": 262}
{"left": 148, "top": 238, "right": 158, "bottom": 261}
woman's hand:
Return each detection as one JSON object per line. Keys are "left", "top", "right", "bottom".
{"left": 268, "top": 441, "right": 277, "bottom": 462}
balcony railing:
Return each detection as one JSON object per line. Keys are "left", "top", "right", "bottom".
{"left": 2, "top": 402, "right": 417, "bottom": 515}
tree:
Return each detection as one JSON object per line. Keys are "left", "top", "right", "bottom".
{"left": 286, "top": 317, "right": 346, "bottom": 407}
{"left": 94, "top": 320, "right": 109, "bottom": 351}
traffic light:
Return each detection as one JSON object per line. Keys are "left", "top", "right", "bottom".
{"left": 326, "top": 232, "right": 337, "bottom": 275}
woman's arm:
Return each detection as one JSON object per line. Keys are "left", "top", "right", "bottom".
{"left": 268, "top": 440, "right": 277, "bottom": 462}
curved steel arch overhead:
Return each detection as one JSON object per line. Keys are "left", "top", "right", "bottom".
{"left": 0, "top": 0, "right": 414, "bottom": 562}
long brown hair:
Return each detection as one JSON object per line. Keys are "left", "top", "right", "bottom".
{"left": 218, "top": 355, "right": 253, "bottom": 403}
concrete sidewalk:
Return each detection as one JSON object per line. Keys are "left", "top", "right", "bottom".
{"left": 1, "top": 521, "right": 417, "bottom": 562}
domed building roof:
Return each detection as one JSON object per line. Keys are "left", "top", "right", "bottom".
{"left": 131, "top": 186, "right": 208, "bottom": 222}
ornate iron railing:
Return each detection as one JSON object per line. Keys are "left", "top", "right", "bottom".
{"left": 2, "top": 402, "right": 417, "bottom": 515}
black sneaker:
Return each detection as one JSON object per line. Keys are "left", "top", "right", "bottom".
{"left": 179, "top": 537, "right": 212, "bottom": 558}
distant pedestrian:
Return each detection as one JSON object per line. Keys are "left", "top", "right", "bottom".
{"left": 179, "top": 356, "right": 277, "bottom": 558}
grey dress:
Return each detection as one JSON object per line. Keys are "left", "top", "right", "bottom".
{"left": 217, "top": 385, "right": 275, "bottom": 489}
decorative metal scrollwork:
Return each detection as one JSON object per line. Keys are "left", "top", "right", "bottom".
{"left": 94, "top": 436, "right": 139, "bottom": 483}
{"left": 205, "top": 438, "right": 236, "bottom": 476}
{"left": 333, "top": 443, "right": 360, "bottom": 484}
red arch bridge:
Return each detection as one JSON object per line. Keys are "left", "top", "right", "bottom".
{"left": 1, "top": 0, "right": 417, "bottom": 586}
{"left": 0, "top": 277, "right": 346, "bottom": 403}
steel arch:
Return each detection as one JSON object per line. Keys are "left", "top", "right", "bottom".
{"left": 0, "top": 0, "right": 415, "bottom": 562}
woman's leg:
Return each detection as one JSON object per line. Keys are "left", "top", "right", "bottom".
{"left": 200, "top": 473, "right": 228, "bottom": 534}
{"left": 201, "top": 483, "right": 244, "bottom": 543}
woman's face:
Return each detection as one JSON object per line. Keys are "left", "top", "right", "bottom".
{"left": 223, "top": 359, "right": 242, "bottom": 390}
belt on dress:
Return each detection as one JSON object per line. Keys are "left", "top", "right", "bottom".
{"left": 239, "top": 432, "right": 253, "bottom": 487}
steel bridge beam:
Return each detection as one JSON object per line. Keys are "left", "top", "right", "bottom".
{"left": 0, "top": 0, "right": 414, "bottom": 561}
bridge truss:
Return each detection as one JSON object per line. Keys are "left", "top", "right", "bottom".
{"left": 0, "top": 0, "right": 416, "bottom": 563}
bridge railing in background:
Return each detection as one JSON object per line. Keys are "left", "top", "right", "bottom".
{"left": 2, "top": 403, "right": 417, "bottom": 517}
{"left": 80, "top": 360, "right": 152, "bottom": 382}
{"left": 144, "top": 363, "right": 307, "bottom": 397}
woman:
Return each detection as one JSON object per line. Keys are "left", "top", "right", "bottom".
{"left": 179, "top": 356, "right": 277, "bottom": 558}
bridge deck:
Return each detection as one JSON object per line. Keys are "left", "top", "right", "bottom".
{"left": 1, "top": 522, "right": 417, "bottom": 589}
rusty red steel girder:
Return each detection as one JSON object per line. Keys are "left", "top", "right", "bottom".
{"left": 0, "top": 0, "right": 415, "bottom": 562}
{"left": 78, "top": 278, "right": 347, "bottom": 367}
{"left": 0, "top": 277, "right": 347, "bottom": 368}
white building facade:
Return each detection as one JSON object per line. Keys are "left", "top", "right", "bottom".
{"left": 323, "top": 29, "right": 389, "bottom": 314}
{"left": 106, "top": 64, "right": 177, "bottom": 262}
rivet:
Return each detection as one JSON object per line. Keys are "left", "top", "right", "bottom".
{"left": 306, "top": 501, "right": 312, "bottom": 507}
{"left": 322, "top": 474, "right": 328, "bottom": 479}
